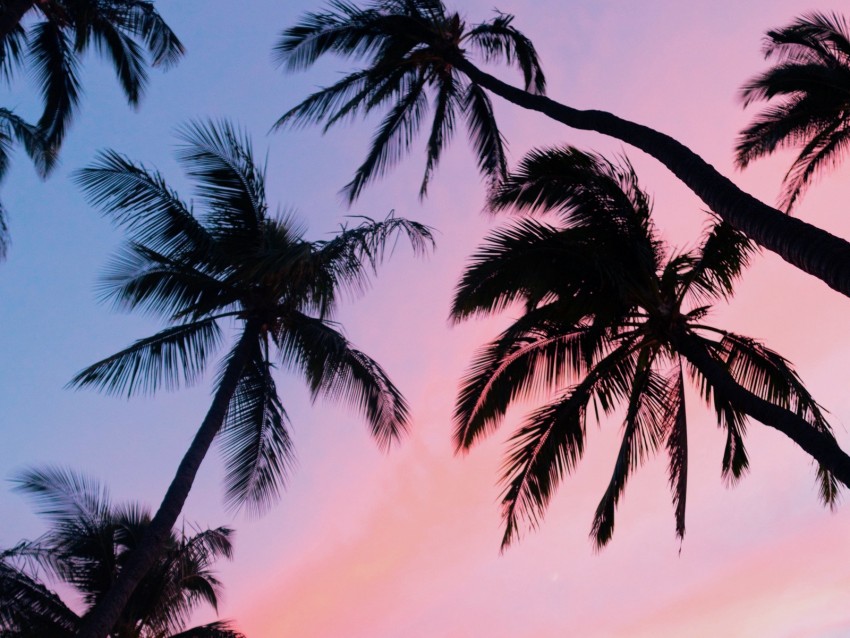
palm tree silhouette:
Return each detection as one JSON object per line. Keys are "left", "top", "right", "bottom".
{"left": 449, "top": 146, "right": 847, "bottom": 549}
{"left": 737, "top": 12, "right": 850, "bottom": 211}
{"left": 1, "top": 467, "right": 244, "bottom": 637}
{"left": 0, "top": 0, "right": 183, "bottom": 147}
{"left": 276, "top": 0, "right": 850, "bottom": 300}
{"left": 69, "top": 119, "right": 433, "bottom": 637}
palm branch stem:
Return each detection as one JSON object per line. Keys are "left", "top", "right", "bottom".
{"left": 676, "top": 332, "right": 850, "bottom": 486}
{"left": 0, "top": 0, "right": 34, "bottom": 40}
{"left": 450, "top": 55, "right": 850, "bottom": 299}
{"left": 77, "top": 323, "right": 259, "bottom": 638}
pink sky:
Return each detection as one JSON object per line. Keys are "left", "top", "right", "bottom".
{"left": 3, "top": 1, "right": 850, "bottom": 636}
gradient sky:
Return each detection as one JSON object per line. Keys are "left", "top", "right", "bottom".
{"left": 3, "top": 1, "right": 850, "bottom": 636}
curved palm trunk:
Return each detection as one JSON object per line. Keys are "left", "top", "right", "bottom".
{"left": 0, "top": 0, "right": 35, "bottom": 39}
{"left": 451, "top": 57, "right": 850, "bottom": 299}
{"left": 78, "top": 325, "right": 257, "bottom": 638}
{"left": 676, "top": 333, "right": 850, "bottom": 487}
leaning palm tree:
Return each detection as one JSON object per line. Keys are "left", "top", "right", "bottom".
{"left": 0, "top": 0, "right": 183, "bottom": 147}
{"left": 276, "top": 0, "right": 850, "bottom": 300}
{"left": 69, "top": 119, "right": 433, "bottom": 638}
{"left": 736, "top": 12, "right": 850, "bottom": 211}
{"left": 0, "top": 107, "right": 54, "bottom": 258}
{"left": 1, "top": 467, "right": 244, "bottom": 637}
{"left": 449, "top": 146, "right": 848, "bottom": 549}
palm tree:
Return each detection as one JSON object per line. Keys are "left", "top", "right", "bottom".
{"left": 0, "top": 0, "right": 183, "bottom": 147}
{"left": 68, "top": 119, "right": 433, "bottom": 638}
{"left": 0, "top": 107, "right": 54, "bottom": 258}
{"left": 449, "top": 146, "right": 848, "bottom": 549}
{"left": 1, "top": 466, "right": 244, "bottom": 637}
{"left": 736, "top": 12, "right": 850, "bottom": 211}
{"left": 276, "top": 0, "right": 850, "bottom": 300}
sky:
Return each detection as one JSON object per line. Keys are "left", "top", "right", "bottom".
{"left": 2, "top": 1, "right": 850, "bottom": 636}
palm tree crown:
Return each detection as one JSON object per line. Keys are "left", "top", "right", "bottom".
{"left": 69, "top": 119, "right": 433, "bottom": 638}
{"left": 276, "top": 2, "right": 850, "bottom": 306}
{"left": 450, "top": 146, "right": 840, "bottom": 549}
{"left": 0, "top": 0, "right": 184, "bottom": 147}
{"left": 736, "top": 11, "right": 850, "bottom": 211}
{"left": 274, "top": 0, "right": 545, "bottom": 202}
{"left": 1, "top": 467, "right": 244, "bottom": 637}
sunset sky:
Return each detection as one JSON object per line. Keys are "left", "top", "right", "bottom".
{"left": 3, "top": 1, "right": 850, "bottom": 636}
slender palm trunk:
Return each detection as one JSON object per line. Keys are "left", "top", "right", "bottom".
{"left": 451, "top": 57, "right": 850, "bottom": 299}
{"left": 0, "top": 0, "right": 35, "bottom": 39}
{"left": 78, "top": 325, "right": 258, "bottom": 638}
{"left": 675, "top": 332, "right": 850, "bottom": 487}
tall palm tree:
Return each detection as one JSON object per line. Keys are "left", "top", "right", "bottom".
{"left": 449, "top": 146, "right": 848, "bottom": 549}
{"left": 736, "top": 12, "right": 850, "bottom": 211}
{"left": 0, "top": 107, "right": 54, "bottom": 258}
{"left": 0, "top": 0, "right": 183, "bottom": 147}
{"left": 276, "top": 0, "right": 850, "bottom": 300}
{"left": 68, "top": 119, "right": 433, "bottom": 638}
{"left": 1, "top": 467, "right": 244, "bottom": 637}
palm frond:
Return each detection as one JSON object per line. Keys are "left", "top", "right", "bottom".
{"left": 87, "top": 17, "right": 148, "bottom": 105}
{"left": 464, "top": 12, "right": 546, "bottom": 94}
{"left": 28, "top": 20, "right": 82, "bottom": 146}
{"left": 763, "top": 12, "right": 850, "bottom": 65}
{"left": 680, "top": 219, "right": 754, "bottom": 303}
{"left": 0, "top": 107, "right": 55, "bottom": 179}
{"left": 463, "top": 81, "right": 508, "bottom": 187}
{"left": 0, "top": 24, "right": 26, "bottom": 82}
{"left": 0, "top": 560, "right": 79, "bottom": 637}
{"left": 591, "top": 355, "right": 669, "bottom": 548}
{"left": 169, "top": 620, "right": 246, "bottom": 638}
{"left": 341, "top": 69, "right": 429, "bottom": 202}
{"left": 499, "top": 342, "right": 638, "bottom": 549}
{"left": 665, "top": 362, "right": 688, "bottom": 541}
{"left": 219, "top": 341, "right": 295, "bottom": 516}
{"left": 69, "top": 319, "right": 223, "bottom": 397}
{"left": 97, "top": 243, "right": 233, "bottom": 320}
{"left": 453, "top": 311, "right": 607, "bottom": 451}
{"left": 273, "top": 1, "right": 389, "bottom": 71}
{"left": 420, "top": 69, "right": 461, "bottom": 197}
{"left": 74, "top": 150, "right": 212, "bottom": 257}
{"left": 11, "top": 467, "right": 110, "bottom": 528}
{"left": 175, "top": 119, "right": 267, "bottom": 233}
{"left": 122, "top": 1, "right": 185, "bottom": 68}
{"left": 778, "top": 120, "right": 850, "bottom": 211}
{"left": 313, "top": 212, "right": 434, "bottom": 297}
{"left": 279, "top": 312, "right": 409, "bottom": 449}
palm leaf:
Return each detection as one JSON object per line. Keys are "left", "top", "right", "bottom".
{"left": 87, "top": 18, "right": 148, "bottom": 105}
{"left": 279, "top": 312, "right": 409, "bottom": 449}
{"left": 11, "top": 467, "right": 111, "bottom": 528}
{"left": 97, "top": 243, "right": 234, "bottom": 320}
{"left": 500, "top": 341, "right": 638, "bottom": 549}
{"left": 170, "top": 621, "right": 246, "bottom": 638}
{"left": 28, "top": 20, "right": 82, "bottom": 146}
{"left": 0, "top": 108, "right": 55, "bottom": 178}
{"left": 175, "top": 120, "right": 267, "bottom": 234}
{"left": 679, "top": 219, "right": 754, "bottom": 303}
{"left": 453, "top": 310, "right": 608, "bottom": 451}
{"left": 591, "top": 355, "right": 669, "bottom": 548}
{"left": 0, "top": 23, "right": 26, "bottom": 81}
{"left": 74, "top": 150, "right": 213, "bottom": 258}
{"left": 219, "top": 341, "right": 295, "bottom": 516}
{"left": 341, "top": 68, "right": 429, "bottom": 202}
{"left": 465, "top": 12, "right": 546, "bottom": 94}
{"left": 0, "top": 560, "right": 79, "bottom": 637}
{"left": 69, "top": 319, "right": 223, "bottom": 397}
{"left": 665, "top": 362, "right": 688, "bottom": 541}
{"left": 463, "top": 81, "right": 508, "bottom": 186}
